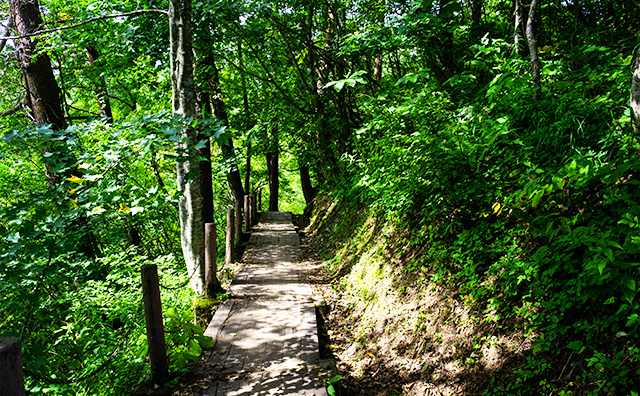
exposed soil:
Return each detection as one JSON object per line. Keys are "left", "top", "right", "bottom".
{"left": 294, "top": 202, "right": 535, "bottom": 396}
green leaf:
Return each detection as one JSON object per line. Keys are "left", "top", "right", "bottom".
{"left": 604, "top": 248, "right": 614, "bottom": 262}
{"left": 621, "top": 276, "right": 636, "bottom": 292}
{"left": 165, "top": 307, "right": 180, "bottom": 319}
{"left": 597, "top": 261, "right": 607, "bottom": 275}
{"left": 531, "top": 190, "right": 544, "bottom": 207}
{"left": 567, "top": 340, "right": 583, "bottom": 351}
{"left": 182, "top": 323, "right": 203, "bottom": 335}
{"left": 196, "top": 335, "right": 213, "bottom": 349}
{"left": 194, "top": 139, "right": 207, "bottom": 150}
{"left": 622, "top": 287, "right": 636, "bottom": 304}
{"left": 136, "top": 343, "right": 148, "bottom": 358}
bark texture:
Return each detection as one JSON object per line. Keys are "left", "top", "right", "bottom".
{"left": 170, "top": 0, "right": 206, "bottom": 295}
{"left": 206, "top": 55, "right": 245, "bottom": 203}
{"left": 12, "top": 0, "right": 67, "bottom": 188}
{"left": 86, "top": 47, "right": 113, "bottom": 122}
{"left": 266, "top": 133, "right": 279, "bottom": 212}
{"left": 632, "top": 47, "right": 640, "bottom": 135}
{"left": 299, "top": 164, "right": 315, "bottom": 205}
{"left": 526, "top": 0, "right": 541, "bottom": 100}
{"left": 513, "top": 0, "right": 523, "bottom": 54}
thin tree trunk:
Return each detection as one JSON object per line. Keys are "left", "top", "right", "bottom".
{"left": 470, "top": 0, "right": 483, "bottom": 25}
{"left": 170, "top": 0, "right": 207, "bottom": 295}
{"left": 513, "top": 0, "right": 523, "bottom": 54}
{"left": 526, "top": 0, "right": 541, "bottom": 100}
{"left": 86, "top": 47, "right": 113, "bottom": 123}
{"left": 632, "top": 47, "right": 640, "bottom": 135}
{"left": 244, "top": 140, "right": 251, "bottom": 196}
{"left": 205, "top": 55, "right": 245, "bottom": 203}
{"left": 299, "top": 164, "right": 315, "bottom": 205}
{"left": 195, "top": 88, "right": 215, "bottom": 226}
{"left": 266, "top": 125, "right": 279, "bottom": 212}
{"left": 373, "top": 55, "right": 382, "bottom": 81}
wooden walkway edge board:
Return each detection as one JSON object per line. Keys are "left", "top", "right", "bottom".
{"left": 201, "top": 212, "right": 329, "bottom": 396}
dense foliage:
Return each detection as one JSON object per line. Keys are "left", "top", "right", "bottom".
{"left": 1, "top": 0, "right": 639, "bottom": 394}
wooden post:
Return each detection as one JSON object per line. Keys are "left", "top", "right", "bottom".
{"left": 141, "top": 264, "right": 168, "bottom": 384}
{"left": 0, "top": 337, "right": 25, "bottom": 396}
{"left": 257, "top": 187, "right": 262, "bottom": 212}
{"left": 248, "top": 196, "right": 255, "bottom": 227}
{"left": 234, "top": 199, "right": 242, "bottom": 242}
{"left": 243, "top": 195, "right": 250, "bottom": 233}
{"left": 205, "top": 222, "right": 222, "bottom": 296}
{"left": 225, "top": 208, "right": 235, "bottom": 266}
{"left": 252, "top": 192, "right": 258, "bottom": 225}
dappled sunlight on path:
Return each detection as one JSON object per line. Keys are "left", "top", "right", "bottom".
{"left": 199, "top": 212, "right": 330, "bottom": 396}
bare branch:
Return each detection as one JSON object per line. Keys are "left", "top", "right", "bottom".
{"left": 6, "top": 9, "right": 168, "bottom": 40}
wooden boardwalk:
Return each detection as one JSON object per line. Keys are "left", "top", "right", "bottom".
{"left": 199, "top": 212, "right": 329, "bottom": 396}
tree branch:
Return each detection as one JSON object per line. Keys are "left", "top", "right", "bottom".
{"left": 6, "top": 9, "right": 168, "bottom": 40}
{"left": 226, "top": 21, "right": 316, "bottom": 115}
{"left": 0, "top": 101, "right": 23, "bottom": 117}
{"left": 0, "top": 17, "right": 14, "bottom": 53}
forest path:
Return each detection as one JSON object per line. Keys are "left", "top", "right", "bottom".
{"left": 197, "top": 212, "right": 330, "bottom": 396}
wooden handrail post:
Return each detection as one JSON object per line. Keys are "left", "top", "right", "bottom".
{"left": 225, "top": 208, "right": 234, "bottom": 266}
{"left": 257, "top": 187, "right": 262, "bottom": 212}
{"left": 234, "top": 199, "right": 242, "bottom": 242}
{"left": 0, "top": 337, "right": 25, "bottom": 396}
{"left": 248, "top": 195, "right": 254, "bottom": 227}
{"left": 141, "top": 264, "right": 168, "bottom": 384}
{"left": 205, "top": 222, "right": 222, "bottom": 296}
{"left": 243, "top": 195, "right": 250, "bottom": 233}
{"left": 251, "top": 192, "right": 257, "bottom": 225}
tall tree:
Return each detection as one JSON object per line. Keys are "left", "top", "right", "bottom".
{"left": 11, "top": 0, "right": 67, "bottom": 188}
{"left": 170, "top": 0, "right": 221, "bottom": 296}
{"left": 204, "top": 55, "right": 245, "bottom": 203}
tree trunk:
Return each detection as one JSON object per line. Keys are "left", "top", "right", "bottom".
{"left": 11, "top": 0, "right": 67, "bottom": 189}
{"left": 170, "top": 0, "right": 207, "bottom": 295}
{"left": 86, "top": 47, "right": 113, "bottom": 123}
{"left": 470, "top": 0, "right": 483, "bottom": 25}
{"left": 12, "top": 0, "right": 97, "bottom": 257}
{"left": 266, "top": 125, "right": 279, "bottom": 212}
{"left": 195, "top": 89, "right": 215, "bottom": 226}
{"left": 373, "top": 55, "right": 382, "bottom": 81}
{"left": 513, "top": 0, "right": 523, "bottom": 54}
{"left": 525, "top": 0, "right": 541, "bottom": 100}
{"left": 244, "top": 140, "right": 251, "bottom": 196}
{"left": 205, "top": 55, "right": 245, "bottom": 203}
{"left": 299, "top": 164, "right": 315, "bottom": 205}
{"left": 631, "top": 47, "right": 640, "bottom": 135}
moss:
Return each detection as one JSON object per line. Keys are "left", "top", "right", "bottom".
{"left": 193, "top": 297, "right": 221, "bottom": 330}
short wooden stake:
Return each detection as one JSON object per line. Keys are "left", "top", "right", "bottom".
{"left": 243, "top": 195, "right": 250, "bottom": 233}
{"left": 205, "top": 222, "right": 221, "bottom": 296}
{"left": 141, "top": 264, "right": 168, "bottom": 384}
{"left": 0, "top": 337, "right": 25, "bottom": 396}
{"left": 225, "top": 208, "right": 234, "bottom": 266}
